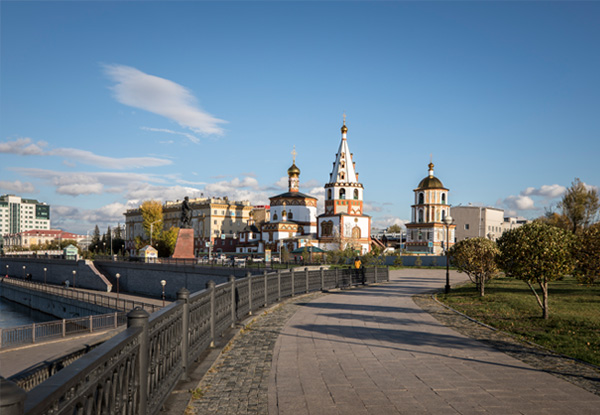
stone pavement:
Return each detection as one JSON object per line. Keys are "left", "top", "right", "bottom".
{"left": 186, "top": 269, "right": 600, "bottom": 415}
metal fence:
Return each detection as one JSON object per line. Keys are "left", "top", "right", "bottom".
{"left": 3, "top": 266, "right": 389, "bottom": 415}
{"left": 1, "top": 277, "right": 161, "bottom": 313}
{"left": 0, "top": 312, "right": 127, "bottom": 349}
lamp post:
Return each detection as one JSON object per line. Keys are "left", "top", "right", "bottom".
{"left": 72, "top": 270, "right": 77, "bottom": 289}
{"left": 150, "top": 220, "right": 161, "bottom": 247}
{"left": 5, "top": 265, "right": 8, "bottom": 278}
{"left": 160, "top": 280, "right": 166, "bottom": 306}
{"left": 116, "top": 273, "right": 120, "bottom": 301}
{"left": 103, "top": 242, "right": 106, "bottom": 255}
{"left": 22, "top": 265, "right": 26, "bottom": 279}
{"left": 43, "top": 267, "right": 47, "bottom": 285}
{"left": 443, "top": 215, "right": 454, "bottom": 294}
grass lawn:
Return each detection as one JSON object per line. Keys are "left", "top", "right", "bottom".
{"left": 437, "top": 275, "right": 600, "bottom": 366}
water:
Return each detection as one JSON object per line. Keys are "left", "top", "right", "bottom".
{"left": 0, "top": 297, "right": 56, "bottom": 328}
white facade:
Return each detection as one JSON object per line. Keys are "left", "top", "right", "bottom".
{"left": 0, "top": 195, "right": 51, "bottom": 237}
{"left": 451, "top": 206, "right": 506, "bottom": 242}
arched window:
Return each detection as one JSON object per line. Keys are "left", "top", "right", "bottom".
{"left": 441, "top": 210, "right": 446, "bottom": 220}
{"left": 418, "top": 192, "right": 424, "bottom": 205}
{"left": 441, "top": 193, "right": 446, "bottom": 204}
{"left": 352, "top": 226, "right": 361, "bottom": 239}
{"left": 353, "top": 189, "right": 359, "bottom": 200}
{"left": 340, "top": 172, "right": 345, "bottom": 181}
{"left": 322, "top": 221, "right": 333, "bottom": 236}
{"left": 288, "top": 211, "right": 293, "bottom": 220}
{"left": 273, "top": 213, "right": 278, "bottom": 221}
{"left": 418, "top": 209, "right": 424, "bottom": 223}
{"left": 327, "top": 189, "right": 332, "bottom": 200}
{"left": 340, "top": 189, "right": 346, "bottom": 199}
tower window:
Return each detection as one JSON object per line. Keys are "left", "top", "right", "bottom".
{"left": 418, "top": 193, "right": 424, "bottom": 205}
{"left": 288, "top": 212, "right": 293, "bottom": 220}
{"left": 339, "top": 189, "right": 346, "bottom": 199}
{"left": 354, "top": 189, "right": 359, "bottom": 200}
{"left": 327, "top": 189, "right": 332, "bottom": 200}
{"left": 441, "top": 193, "right": 446, "bottom": 204}
{"left": 418, "top": 209, "right": 424, "bottom": 223}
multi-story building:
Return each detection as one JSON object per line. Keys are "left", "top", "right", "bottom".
{"left": 451, "top": 206, "right": 528, "bottom": 242}
{"left": 0, "top": 195, "right": 51, "bottom": 236}
{"left": 3, "top": 229, "right": 85, "bottom": 250}
{"left": 124, "top": 197, "right": 253, "bottom": 256}
{"left": 405, "top": 161, "right": 455, "bottom": 255}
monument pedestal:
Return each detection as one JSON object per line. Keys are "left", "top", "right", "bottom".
{"left": 172, "top": 228, "right": 195, "bottom": 259}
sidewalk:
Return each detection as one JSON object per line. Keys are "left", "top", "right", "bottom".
{"left": 185, "top": 269, "right": 600, "bottom": 415}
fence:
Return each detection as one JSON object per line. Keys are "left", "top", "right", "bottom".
{"left": 0, "top": 312, "right": 127, "bottom": 349}
{"left": 2, "top": 266, "right": 388, "bottom": 415}
{"left": 1, "top": 277, "right": 161, "bottom": 313}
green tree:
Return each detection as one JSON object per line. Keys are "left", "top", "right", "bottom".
{"left": 393, "top": 254, "right": 403, "bottom": 267}
{"left": 497, "top": 222, "right": 575, "bottom": 319}
{"left": 448, "top": 237, "right": 499, "bottom": 297}
{"left": 140, "top": 200, "right": 163, "bottom": 246}
{"left": 558, "top": 178, "right": 599, "bottom": 233}
{"left": 414, "top": 256, "right": 422, "bottom": 268}
{"left": 156, "top": 227, "right": 179, "bottom": 257}
{"left": 281, "top": 246, "right": 290, "bottom": 263}
{"left": 387, "top": 224, "right": 402, "bottom": 233}
{"left": 573, "top": 222, "right": 600, "bottom": 285}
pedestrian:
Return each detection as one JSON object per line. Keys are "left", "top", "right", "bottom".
{"left": 354, "top": 256, "right": 363, "bottom": 284}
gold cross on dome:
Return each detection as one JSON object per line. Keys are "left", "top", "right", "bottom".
{"left": 291, "top": 146, "right": 297, "bottom": 164}
{"left": 343, "top": 112, "right": 346, "bottom": 125}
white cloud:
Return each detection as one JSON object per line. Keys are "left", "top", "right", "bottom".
{"left": 372, "top": 216, "right": 409, "bottom": 230}
{"left": 105, "top": 64, "right": 226, "bottom": 136}
{"left": 141, "top": 127, "right": 200, "bottom": 144}
{"left": 502, "top": 194, "right": 536, "bottom": 211}
{"left": 0, "top": 180, "right": 36, "bottom": 193}
{"left": 0, "top": 137, "right": 47, "bottom": 155}
{"left": 521, "top": 184, "right": 566, "bottom": 199}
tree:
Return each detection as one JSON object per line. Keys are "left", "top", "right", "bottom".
{"left": 387, "top": 224, "right": 402, "bottom": 233}
{"left": 140, "top": 200, "right": 163, "bottom": 245}
{"left": 448, "top": 237, "right": 499, "bottom": 296}
{"left": 539, "top": 211, "right": 571, "bottom": 231}
{"left": 558, "top": 178, "right": 599, "bottom": 233}
{"left": 573, "top": 222, "right": 600, "bottom": 285}
{"left": 156, "top": 227, "right": 179, "bottom": 257}
{"left": 497, "top": 222, "right": 574, "bottom": 319}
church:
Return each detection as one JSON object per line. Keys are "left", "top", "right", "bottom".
{"left": 317, "top": 117, "right": 371, "bottom": 254}
{"left": 259, "top": 117, "right": 371, "bottom": 255}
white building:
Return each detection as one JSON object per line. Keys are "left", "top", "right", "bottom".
{"left": 405, "top": 162, "right": 455, "bottom": 255}
{"left": 0, "top": 195, "right": 51, "bottom": 237}
{"left": 451, "top": 206, "right": 528, "bottom": 242}
{"left": 317, "top": 117, "right": 371, "bottom": 254}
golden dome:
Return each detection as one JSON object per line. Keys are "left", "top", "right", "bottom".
{"left": 287, "top": 163, "right": 300, "bottom": 176}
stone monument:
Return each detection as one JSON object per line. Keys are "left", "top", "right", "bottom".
{"left": 172, "top": 196, "right": 195, "bottom": 259}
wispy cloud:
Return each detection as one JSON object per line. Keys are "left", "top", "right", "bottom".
{"left": 521, "top": 184, "right": 566, "bottom": 199}
{"left": 105, "top": 64, "right": 227, "bottom": 136}
{"left": 141, "top": 127, "right": 200, "bottom": 144}
{"left": 0, "top": 180, "right": 36, "bottom": 193}
{"left": 1, "top": 137, "right": 172, "bottom": 169}
{"left": 499, "top": 183, "right": 568, "bottom": 214}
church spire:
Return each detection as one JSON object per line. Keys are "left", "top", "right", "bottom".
{"left": 287, "top": 145, "right": 300, "bottom": 193}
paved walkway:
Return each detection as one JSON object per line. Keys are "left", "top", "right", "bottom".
{"left": 187, "top": 269, "right": 600, "bottom": 415}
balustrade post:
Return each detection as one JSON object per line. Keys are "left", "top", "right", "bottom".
{"left": 89, "top": 315, "right": 93, "bottom": 333}
{"left": 128, "top": 307, "right": 150, "bottom": 415}
{"left": 291, "top": 269, "right": 295, "bottom": 297}
{"left": 264, "top": 270, "right": 268, "bottom": 307}
{"left": 177, "top": 288, "right": 190, "bottom": 381}
{"left": 335, "top": 268, "right": 339, "bottom": 288}
{"left": 277, "top": 270, "right": 281, "bottom": 301}
{"left": 32, "top": 323, "right": 35, "bottom": 344}
{"left": 0, "top": 378, "right": 27, "bottom": 415}
{"left": 305, "top": 267, "right": 309, "bottom": 293}
{"left": 229, "top": 276, "right": 236, "bottom": 327}
{"left": 206, "top": 281, "right": 216, "bottom": 347}
{"left": 62, "top": 319, "right": 66, "bottom": 337}
{"left": 114, "top": 312, "right": 118, "bottom": 328}
{"left": 247, "top": 273, "right": 252, "bottom": 315}
{"left": 374, "top": 267, "right": 378, "bottom": 284}
{"left": 320, "top": 267, "right": 325, "bottom": 291}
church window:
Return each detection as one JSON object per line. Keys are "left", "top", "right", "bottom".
{"left": 288, "top": 211, "right": 293, "bottom": 220}
{"left": 418, "top": 193, "right": 424, "bottom": 205}
{"left": 340, "top": 189, "right": 346, "bottom": 199}
{"left": 273, "top": 213, "right": 278, "bottom": 221}
{"left": 340, "top": 172, "right": 345, "bottom": 181}
{"left": 327, "top": 189, "right": 332, "bottom": 200}
{"left": 352, "top": 226, "right": 361, "bottom": 239}
{"left": 441, "top": 193, "right": 446, "bottom": 204}
{"left": 322, "top": 221, "right": 333, "bottom": 236}
{"left": 340, "top": 161, "right": 345, "bottom": 168}
{"left": 354, "top": 189, "right": 359, "bottom": 200}
{"left": 418, "top": 209, "right": 424, "bottom": 223}
{"left": 441, "top": 210, "right": 446, "bottom": 220}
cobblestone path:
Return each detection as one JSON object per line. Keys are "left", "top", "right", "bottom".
{"left": 186, "top": 292, "right": 324, "bottom": 415}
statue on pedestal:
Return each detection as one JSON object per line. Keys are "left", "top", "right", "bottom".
{"left": 181, "top": 196, "right": 192, "bottom": 229}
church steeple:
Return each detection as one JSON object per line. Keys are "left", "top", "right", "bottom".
{"left": 287, "top": 146, "right": 300, "bottom": 193}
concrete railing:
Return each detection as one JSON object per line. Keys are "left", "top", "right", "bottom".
{"left": 1, "top": 266, "right": 388, "bottom": 415}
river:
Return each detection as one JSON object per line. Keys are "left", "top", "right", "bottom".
{"left": 0, "top": 297, "right": 56, "bottom": 328}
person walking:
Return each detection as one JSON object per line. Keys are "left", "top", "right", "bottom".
{"left": 354, "top": 256, "right": 364, "bottom": 285}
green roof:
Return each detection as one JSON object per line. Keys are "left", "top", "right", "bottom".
{"left": 417, "top": 176, "right": 445, "bottom": 190}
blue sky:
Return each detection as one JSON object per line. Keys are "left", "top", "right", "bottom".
{"left": 1, "top": 1, "right": 599, "bottom": 235}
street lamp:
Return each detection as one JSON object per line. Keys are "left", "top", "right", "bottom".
{"left": 443, "top": 215, "right": 454, "bottom": 294}
{"left": 5, "top": 265, "right": 8, "bottom": 278}
{"left": 160, "top": 279, "right": 166, "bottom": 306}
{"left": 43, "top": 267, "right": 47, "bottom": 285}
{"left": 150, "top": 220, "right": 161, "bottom": 247}
{"left": 103, "top": 242, "right": 106, "bottom": 255}
{"left": 22, "top": 265, "right": 26, "bottom": 279}
{"left": 116, "top": 273, "right": 120, "bottom": 301}
{"left": 72, "top": 270, "right": 77, "bottom": 288}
